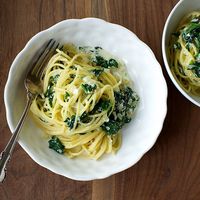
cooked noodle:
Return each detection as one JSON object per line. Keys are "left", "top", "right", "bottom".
{"left": 169, "top": 11, "right": 200, "bottom": 96}
{"left": 30, "top": 44, "right": 139, "bottom": 159}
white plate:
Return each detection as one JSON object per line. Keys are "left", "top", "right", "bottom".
{"left": 4, "top": 18, "right": 167, "bottom": 180}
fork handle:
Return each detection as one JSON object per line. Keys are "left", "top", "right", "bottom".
{"left": 0, "top": 92, "right": 34, "bottom": 183}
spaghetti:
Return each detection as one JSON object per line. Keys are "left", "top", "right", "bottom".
{"left": 30, "top": 44, "right": 139, "bottom": 159}
{"left": 169, "top": 11, "right": 200, "bottom": 96}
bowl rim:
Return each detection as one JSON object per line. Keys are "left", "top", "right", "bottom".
{"left": 162, "top": 0, "right": 200, "bottom": 107}
{"left": 4, "top": 18, "right": 168, "bottom": 180}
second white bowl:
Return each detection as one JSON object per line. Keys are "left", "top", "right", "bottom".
{"left": 162, "top": 0, "right": 200, "bottom": 107}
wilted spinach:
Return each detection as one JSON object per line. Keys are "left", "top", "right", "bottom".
{"left": 48, "top": 136, "right": 65, "bottom": 154}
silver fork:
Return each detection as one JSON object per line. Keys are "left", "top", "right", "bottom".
{"left": 0, "top": 39, "right": 60, "bottom": 182}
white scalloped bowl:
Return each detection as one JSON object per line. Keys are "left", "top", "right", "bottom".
{"left": 4, "top": 18, "right": 167, "bottom": 180}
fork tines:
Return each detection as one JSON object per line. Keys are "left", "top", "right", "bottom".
{"left": 30, "top": 39, "right": 60, "bottom": 79}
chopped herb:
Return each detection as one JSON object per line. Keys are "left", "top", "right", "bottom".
{"left": 101, "top": 87, "right": 139, "bottom": 135}
{"left": 39, "top": 117, "right": 46, "bottom": 122}
{"left": 79, "top": 112, "right": 92, "bottom": 123}
{"left": 45, "top": 74, "right": 60, "bottom": 107}
{"left": 43, "top": 108, "right": 48, "bottom": 112}
{"left": 196, "top": 53, "right": 200, "bottom": 63}
{"left": 81, "top": 84, "right": 97, "bottom": 94}
{"left": 93, "top": 99, "right": 111, "bottom": 113}
{"left": 188, "top": 61, "right": 200, "bottom": 69}
{"left": 173, "top": 42, "right": 181, "bottom": 50}
{"left": 114, "top": 87, "right": 139, "bottom": 114}
{"left": 48, "top": 136, "right": 65, "bottom": 154}
{"left": 64, "top": 115, "right": 76, "bottom": 129}
{"left": 95, "top": 46, "right": 102, "bottom": 50}
{"left": 79, "top": 46, "right": 84, "bottom": 50}
{"left": 70, "top": 74, "right": 76, "bottom": 79}
{"left": 49, "top": 74, "right": 60, "bottom": 85}
{"left": 70, "top": 65, "right": 77, "bottom": 70}
{"left": 45, "top": 85, "right": 54, "bottom": 107}
{"left": 194, "top": 37, "right": 200, "bottom": 49}
{"left": 108, "top": 59, "right": 118, "bottom": 68}
{"left": 188, "top": 62, "right": 200, "bottom": 77}
{"left": 182, "top": 23, "right": 200, "bottom": 43}
{"left": 64, "top": 92, "right": 70, "bottom": 102}
{"left": 94, "top": 56, "right": 119, "bottom": 68}
{"left": 101, "top": 120, "right": 122, "bottom": 135}
{"left": 57, "top": 60, "right": 64, "bottom": 65}
{"left": 91, "top": 69, "right": 104, "bottom": 76}
{"left": 95, "top": 56, "right": 109, "bottom": 68}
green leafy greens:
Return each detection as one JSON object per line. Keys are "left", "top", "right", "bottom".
{"left": 79, "top": 99, "right": 111, "bottom": 124}
{"left": 81, "top": 84, "right": 97, "bottom": 94}
{"left": 45, "top": 85, "right": 54, "bottom": 107}
{"left": 45, "top": 74, "right": 60, "bottom": 107}
{"left": 179, "top": 18, "right": 200, "bottom": 77}
{"left": 182, "top": 23, "right": 200, "bottom": 40}
{"left": 101, "top": 87, "right": 139, "bottom": 135}
{"left": 94, "top": 56, "right": 119, "bottom": 69}
{"left": 188, "top": 61, "right": 200, "bottom": 77}
{"left": 101, "top": 120, "right": 122, "bottom": 135}
{"left": 79, "top": 112, "right": 92, "bottom": 123}
{"left": 64, "top": 115, "right": 76, "bottom": 129}
{"left": 91, "top": 69, "right": 104, "bottom": 77}
{"left": 48, "top": 136, "right": 65, "bottom": 154}
{"left": 93, "top": 99, "right": 111, "bottom": 113}
{"left": 64, "top": 92, "right": 70, "bottom": 102}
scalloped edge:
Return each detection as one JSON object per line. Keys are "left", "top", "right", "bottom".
{"left": 4, "top": 18, "right": 167, "bottom": 180}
